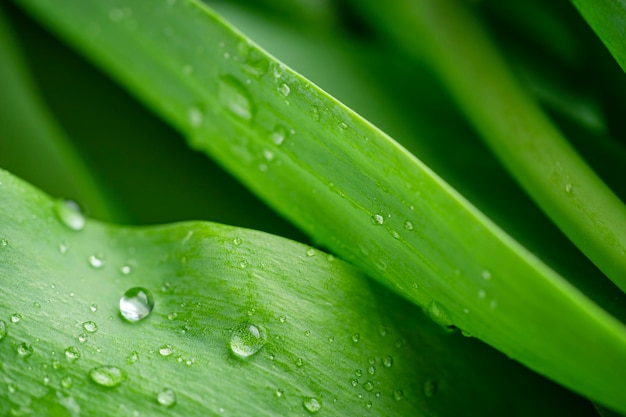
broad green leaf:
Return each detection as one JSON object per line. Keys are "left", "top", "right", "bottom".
{"left": 14, "top": 0, "right": 626, "bottom": 412}
{"left": 0, "top": 168, "right": 593, "bottom": 416}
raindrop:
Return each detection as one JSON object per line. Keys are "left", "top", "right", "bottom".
{"left": 295, "top": 357, "right": 304, "bottom": 367}
{"left": 383, "top": 356, "right": 393, "bottom": 368}
{"left": 390, "top": 230, "right": 400, "bottom": 239}
{"left": 8, "top": 383, "right": 17, "bottom": 393}
{"left": 393, "top": 389, "right": 404, "bottom": 401}
{"left": 366, "top": 400, "right": 373, "bottom": 409}
{"left": 219, "top": 75, "right": 254, "bottom": 121}
{"left": 88, "top": 254, "right": 105, "bottom": 269}
{"left": 426, "top": 300, "right": 453, "bottom": 328}
{"left": 355, "top": 369, "right": 363, "bottom": 377}
{"left": 54, "top": 199, "right": 85, "bottom": 231}
{"left": 11, "top": 313, "right": 22, "bottom": 323}
{"left": 90, "top": 304, "right": 98, "bottom": 313}
{"left": 278, "top": 83, "right": 291, "bottom": 97}
{"left": 0, "top": 238, "right": 8, "bottom": 248}
{"left": 423, "top": 379, "right": 438, "bottom": 397}
{"left": 239, "top": 260, "right": 248, "bottom": 269}
{"left": 120, "top": 265, "right": 132, "bottom": 275}
{"left": 120, "top": 287, "right": 155, "bottom": 322}
{"left": 279, "top": 316, "right": 287, "bottom": 323}
{"left": 351, "top": 379, "right": 358, "bottom": 387}
{"left": 188, "top": 106, "right": 204, "bottom": 128}
{"left": 367, "top": 366, "right": 376, "bottom": 375}
{"left": 233, "top": 237, "right": 243, "bottom": 246}
{"left": 229, "top": 323, "right": 267, "bottom": 358}
{"left": 17, "top": 343, "right": 33, "bottom": 358}
{"left": 167, "top": 312, "right": 178, "bottom": 320}
{"left": 0, "top": 320, "right": 6, "bottom": 341}
{"left": 338, "top": 122, "right": 348, "bottom": 130}
{"left": 489, "top": 300, "right": 498, "bottom": 309}
{"left": 404, "top": 221, "right": 414, "bottom": 231}
{"left": 371, "top": 214, "right": 384, "bottom": 225}
{"left": 363, "top": 381, "right": 374, "bottom": 391}
{"left": 310, "top": 106, "right": 321, "bottom": 121}
{"left": 275, "top": 388, "right": 284, "bottom": 398}
{"left": 159, "top": 345, "right": 174, "bottom": 357}
{"left": 306, "top": 248, "right": 316, "bottom": 257}
{"left": 78, "top": 334, "right": 88, "bottom": 343}
{"left": 126, "top": 351, "right": 139, "bottom": 364}
{"left": 565, "top": 184, "right": 573, "bottom": 193}
{"left": 478, "top": 289, "right": 486, "bottom": 299}
{"left": 157, "top": 388, "right": 177, "bottom": 407}
{"left": 303, "top": 397, "right": 321, "bottom": 413}
{"left": 58, "top": 241, "right": 68, "bottom": 254}
{"left": 89, "top": 366, "right": 126, "bottom": 388}
{"left": 83, "top": 321, "right": 98, "bottom": 333}
{"left": 351, "top": 333, "right": 360, "bottom": 343}
{"left": 270, "top": 125, "right": 287, "bottom": 145}
{"left": 64, "top": 346, "right": 80, "bottom": 362}
{"left": 61, "top": 376, "right": 73, "bottom": 389}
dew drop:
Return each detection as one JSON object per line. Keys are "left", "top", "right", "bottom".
{"left": 120, "top": 287, "right": 155, "bottom": 322}
{"left": 306, "top": 248, "right": 316, "bottom": 257}
{"left": 0, "top": 320, "right": 7, "bottom": 341}
{"left": 229, "top": 323, "right": 267, "bottom": 358}
{"left": 61, "top": 376, "right": 73, "bottom": 389}
{"left": 295, "top": 357, "right": 304, "bottom": 367}
{"left": 393, "top": 389, "right": 404, "bottom": 401}
{"left": 363, "top": 381, "right": 374, "bottom": 391}
{"left": 8, "top": 383, "right": 17, "bottom": 393}
{"left": 219, "top": 75, "right": 254, "bottom": 121}
{"left": 310, "top": 106, "right": 321, "bottom": 121}
{"left": 275, "top": 388, "right": 284, "bottom": 398}
{"left": 390, "top": 230, "right": 400, "bottom": 239}
{"left": 351, "top": 378, "right": 358, "bottom": 387}
{"left": 367, "top": 366, "right": 376, "bottom": 375}
{"left": 423, "top": 379, "right": 438, "bottom": 397}
{"left": 279, "top": 316, "right": 287, "bottom": 323}
{"left": 88, "top": 254, "right": 105, "bottom": 269}
{"left": 0, "top": 238, "right": 8, "bottom": 248}
{"left": 371, "top": 214, "right": 384, "bottom": 225}
{"left": 278, "top": 83, "right": 291, "bottom": 97}
{"left": 365, "top": 400, "right": 372, "bottom": 409}
{"left": 11, "top": 313, "right": 22, "bottom": 323}
{"left": 303, "top": 397, "right": 321, "bottom": 413}
{"left": 481, "top": 270, "right": 492, "bottom": 280}
{"left": 54, "top": 199, "right": 85, "bottom": 231}
{"left": 188, "top": 106, "right": 204, "bottom": 128}
{"left": 17, "top": 343, "right": 33, "bottom": 358}
{"left": 426, "top": 300, "right": 453, "bottom": 328}
{"left": 233, "top": 237, "right": 243, "bottom": 246}
{"left": 270, "top": 125, "right": 287, "bottom": 145}
{"left": 564, "top": 184, "right": 573, "bottom": 193}
{"left": 78, "top": 334, "right": 88, "bottom": 343}
{"left": 89, "top": 366, "right": 126, "bottom": 388}
{"left": 126, "top": 351, "right": 139, "bottom": 364}
{"left": 355, "top": 369, "right": 363, "bottom": 377}
{"left": 478, "top": 289, "right": 486, "bottom": 299}
{"left": 159, "top": 344, "right": 174, "bottom": 357}
{"left": 120, "top": 265, "right": 132, "bottom": 275}
{"left": 338, "top": 122, "right": 348, "bottom": 130}
{"left": 157, "top": 388, "right": 177, "bottom": 407}
{"left": 82, "top": 321, "right": 98, "bottom": 333}
{"left": 383, "top": 356, "right": 393, "bottom": 368}
{"left": 404, "top": 221, "right": 414, "bottom": 231}
{"left": 351, "top": 333, "right": 360, "bottom": 343}
{"left": 64, "top": 346, "right": 80, "bottom": 362}
{"left": 90, "top": 304, "right": 98, "bottom": 313}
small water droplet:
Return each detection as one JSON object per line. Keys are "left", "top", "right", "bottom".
{"left": 351, "top": 378, "right": 358, "bottom": 387}
{"left": 355, "top": 369, "right": 363, "bottom": 377}
{"left": 275, "top": 388, "right": 284, "bottom": 398}
{"left": 367, "top": 366, "right": 376, "bottom": 375}
{"left": 306, "top": 248, "right": 316, "bottom": 257}
{"left": 365, "top": 400, "right": 373, "bottom": 409}
{"left": 390, "top": 230, "right": 400, "bottom": 239}
{"left": 167, "top": 312, "right": 178, "bottom": 321}
{"left": 0, "top": 320, "right": 7, "bottom": 341}
{"left": 383, "top": 356, "right": 393, "bottom": 368}
{"left": 279, "top": 316, "right": 287, "bottom": 323}
{"left": 351, "top": 333, "right": 360, "bottom": 343}
{"left": 239, "top": 260, "right": 248, "bottom": 269}
{"left": 0, "top": 238, "right": 8, "bottom": 248}
{"left": 89, "top": 366, "right": 126, "bottom": 387}
{"left": 295, "top": 357, "right": 304, "bottom": 367}
{"left": 83, "top": 321, "right": 98, "bottom": 333}
{"left": 52, "top": 359, "right": 61, "bottom": 370}
{"left": 58, "top": 241, "right": 69, "bottom": 254}
{"left": 478, "top": 289, "right": 486, "bottom": 299}
{"left": 233, "top": 236, "right": 243, "bottom": 245}
{"left": 371, "top": 214, "right": 384, "bottom": 225}
{"left": 426, "top": 300, "right": 454, "bottom": 328}
{"left": 159, "top": 345, "right": 174, "bottom": 357}
{"left": 61, "top": 376, "right": 73, "bottom": 389}
{"left": 126, "top": 351, "right": 139, "bottom": 364}
{"left": 229, "top": 323, "right": 267, "bottom": 358}
{"left": 270, "top": 125, "right": 287, "bottom": 145}
{"left": 157, "top": 388, "right": 177, "bottom": 407}
{"left": 32, "top": 302, "right": 41, "bottom": 309}
{"left": 43, "top": 376, "right": 50, "bottom": 385}
{"left": 120, "top": 265, "right": 132, "bottom": 275}
{"left": 54, "top": 199, "right": 85, "bottom": 231}
{"left": 481, "top": 270, "right": 491, "bottom": 280}
{"left": 303, "top": 397, "right": 321, "bottom": 413}
{"left": 363, "top": 381, "right": 374, "bottom": 391}
{"left": 404, "top": 221, "right": 414, "bottom": 231}
{"left": 11, "top": 313, "right": 22, "bottom": 323}
{"left": 278, "top": 83, "right": 290, "bottom": 97}
{"left": 8, "top": 383, "right": 17, "bottom": 393}
{"left": 188, "top": 106, "right": 204, "bottom": 128}
{"left": 219, "top": 75, "right": 254, "bottom": 121}
{"left": 90, "top": 304, "right": 98, "bottom": 313}
{"left": 78, "top": 333, "right": 88, "bottom": 343}
{"left": 120, "top": 287, "right": 154, "bottom": 322}
{"left": 338, "top": 122, "right": 348, "bottom": 130}
{"left": 393, "top": 389, "right": 404, "bottom": 401}
{"left": 88, "top": 254, "right": 105, "bottom": 269}
{"left": 489, "top": 300, "right": 498, "bottom": 309}
{"left": 17, "top": 343, "right": 33, "bottom": 358}
{"left": 304, "top": 330, "right": 311, "bottom": 337}
{"left": 310, "top": 106, "right": 321, "bottom": 121}
{"left": 423, "top": 379, "right": 438, "bottom": 397}
{"left": 64, "top": 346, "right": 80, "bottom": 362}
{"left": 564, "top": 184, "right": 573, "bottom": 193}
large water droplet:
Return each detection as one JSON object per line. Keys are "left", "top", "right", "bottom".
{"left": 157, "top": 388, "right": 177, "bottom": 407}
{"left": 0, "top": 320, "right": 6, "bottom": 341}
{"left": 120, "top": 287, "right": 154, "bottom": 322}
{"left": 89, "top": 366, "right": 126, "bottom": 388}
{"left": 426, "top": 300, "right": 453, "bottom": 328}
{"left": 303, "top": 397, "right": 321, "bottom": 413}
{"left": 65, "top": 346, "right": 80, "bottom": 362}
{"left": 54, "top": 199, "right": 86, "bottom": 231}
{"left": 219, "top": 75, "right": 254, "bottom": 121}
{"left": 229, "top": 323, "right": 267, "bottom": 358}
{"left": 82, "top": 321, "right": 98, "bottom": 333}
{"left": 17, "top": 343, "right": 33, "bottom": 358}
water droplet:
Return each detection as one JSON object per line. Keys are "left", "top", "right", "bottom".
{"left": 303, "top": 397, "right": 321, "bottom": 413}
{"left": 564, "top": 184, "right": 573, "bottom": 193}
{"left": 383, "top": 356, "right": 393, "bottom": 368}
{"left": 351, "top": 333, "right": 360, "bottom": 343}
{"left": 355, "top": 369, "right": 363, "bottom": 377}
{"left": 52, "top": 359, "right": 61, "bottom": 370}
{"left": 306, "top": 248, "right": 316, "bottom": 257}
{"left": 83, "top": 321, "right": 98, "bottom": 333}
{"left": 126, "top": 351, "right": 139, "bottom": 364}
{"left": 278, "top": 83, "right": 290, "bottom": 97}
{"left": 88, "top": 254, "right": 105, "bottom": 269}
{"left": 426, "top": 300, "right": 453, "bottom": 328}
{"left": 367, "top": 366, "right": 376, "bottom": 375}
{"left": 120, "top": 287, "right": 155, "bottom": 322}
{"left": 32, "top": 302, "right": 41, "bottom": 309}
{"left": 371, "top": 214, "right": 384, "bottom": 225}
{"left": 310, "top": 106, "right": 321, "bottom": 121}
{"left": 481, "top": 270, "right": 491, "bottom": 280}
{"left": 11, "top": 313, "right": 22, "bottom": 323}
{"left": 17, "top": 343, "right": 33, "bottom": 358}
{"left": 65, "top": 346, "right": 80, "bottom": 362}
{"left": 489, "top": 300, "right": 498, "bottom": 309}
{"left": 279, "top": 316, "right": 287, "bottom": 323}
{"left": 58, "top": 241, "right": 69, "bottom": 254}
{"left": 159, "top": 345, "right": 174, "bottom": 357}
{"left": 43, "top": 375, "right": 50, "bottom": 385}
{"left": 363, "top": 381, "right": 374, "bottom": 391}
{"left": 61, "top": 376, "right": 73, "bottom": 389}
{"left": 0, "top": 238, "right": 8, "bottom": 248}
{"left": 78, "top": 333, "right": 88, "bottom": 343}
{"left": 188, "top": 106, "right": 203, "bottom": 128}
{"left": 275, "top": 388, "right": 284, "bottom": 398}
{"left": 295, "top": 357, "right": 304, "bottom": 367}
{"left": 239, "top": 260, "right": 248, "bottom": 269}
{"left": 365, "top": 400, "right": 373, "bottom": 409}
{"left": 157, "top": 388, "right": 177, "bottom": 407}
{"left": 390, "top": 230, "right": 400, "bottom": 239}
{"left": 423, "top": 379, "right": 438, "bottom": 397}
{"left": 404, "top": 221, "right": 414, "bottom": 231}
{"left": 338, "top": 122, "right": 348, "bottom": 130}
{"left": 229, "top": 323, "right": 267, "bottom": 358}
{"left": 54, "top": 199, "right": 85, "bottom": 231}
{"left": 219, "top": 75, "right": 254, "bottom": 121}
{"left": 8, "top": 383, "right": 17, "bottom": 393}
{"left": 90, "top": 304, "right": 98, "bottom": 313}
{"left": 89, "top": 366, "right": 126, "bottom": 387}
{"left": 304, "top": 330, "right": 311, "bottom": 336}
{"left": 233, "top": 236, "right": 243, "bottom": 246}
{"left": 167, "top": 312, "right": 178, "bottom": 321}
{"left": 0, "top": 320, "right": 6, "bottom": 341}
{"left": 478, "top": 289, "right": 486, "bottom": 299}
{"left": 270, "top": 125, "right": 287, "bottom": 145}
{"left": 393, "top": 389, "right": 404, "bottom": 401}
{"left": 120, "top": 265, "right": 132, "bottom": 275}
{"left": 351, "top": 378, "right": 358, "bottom": 387}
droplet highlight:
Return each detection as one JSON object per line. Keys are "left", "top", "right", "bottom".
{"left": 229, "top": 323, "right": 267, "bottom": 358}
{"left": 120, "top": 287, "right": 154, "bottom": 323}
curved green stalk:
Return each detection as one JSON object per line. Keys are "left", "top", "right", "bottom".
{"left": 0, "top": 168, "right": 590, "bottom": 416}
{"left": 13, "top": 0, "right": 626, "bottom": 412}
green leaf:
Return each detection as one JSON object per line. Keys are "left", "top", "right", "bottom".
{"left": 0, "top": 168, "right": 592, "bottom": 416}
{"left": 13, "top": 0, "right": 626, "bottom": 412}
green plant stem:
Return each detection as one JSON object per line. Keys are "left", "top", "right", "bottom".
{"left": 355, "top": 0, "right": 626, "bottom": 293}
